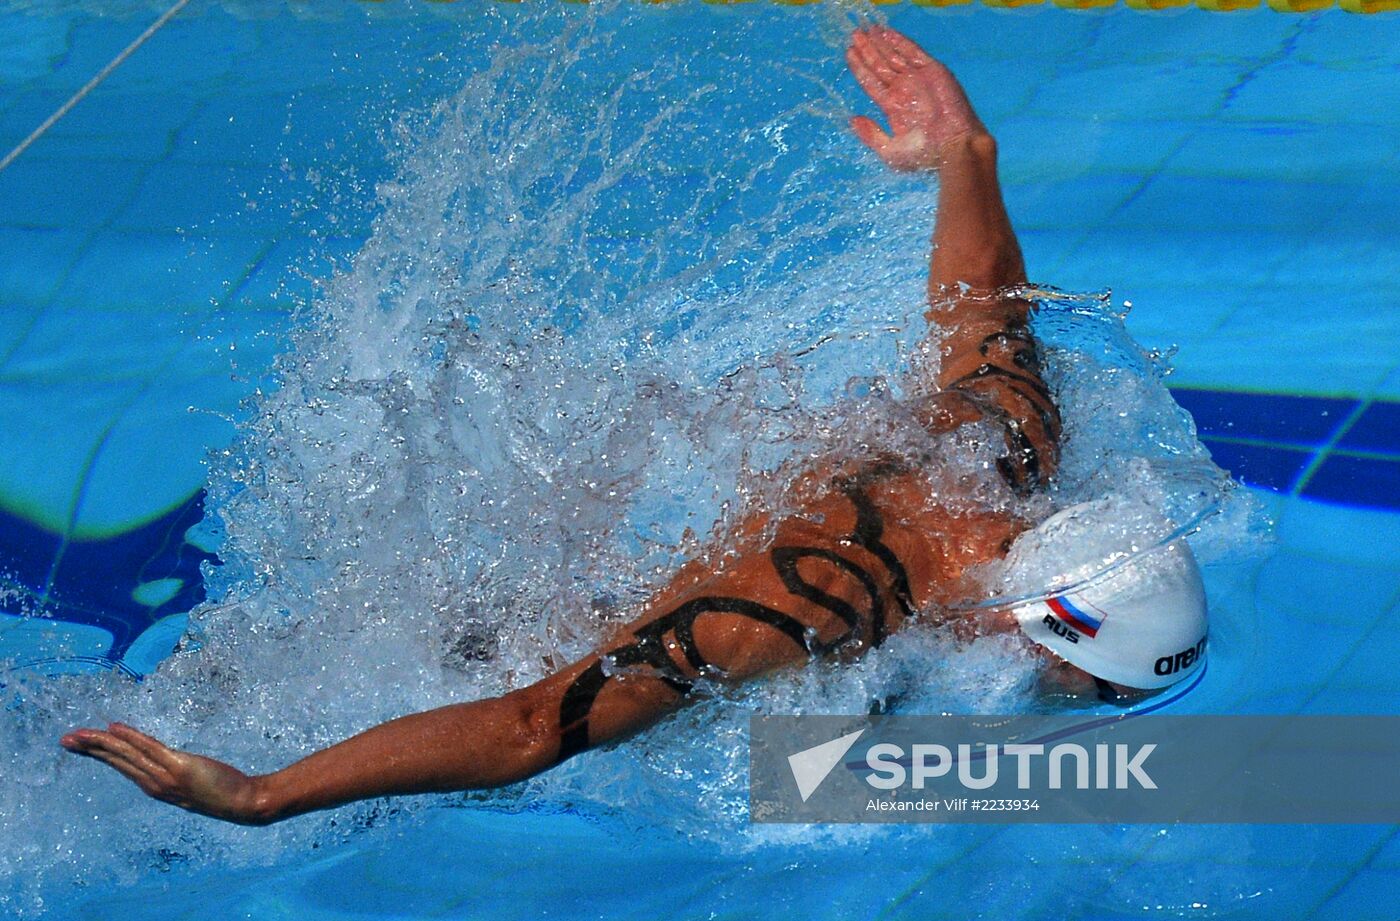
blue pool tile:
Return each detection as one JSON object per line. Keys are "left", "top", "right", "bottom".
{"left": 70, "top": 372, "right": 248, "bottom": 537}
{"left": 1328, "top": 180, "right": 1400, "bottom": 238}
{"left": 1027, "top": 61, "right": 1245, "bottom": 124}
{"left": 168, "top": 92, "right": 297, "bottom": 166}
{"left": 1274, "top": 499, "right": 1400, "bottom": 569}
{"left": 92, "top": 17, "right": 246, "bottom": 94}
{"left": 43, "top": 88, "right": 200, "bottom": 149}
{"left": 1336, "top": 401, "right": 1400, "bottom": 456}
{"left": 896, "top": 11, "right": 1102, "bottom": 67}
{"left": 1301, "top": 454, "right": 1400, "bottom": 512}
{"left": 1197, "top": 438, "right": 1312, "bottom": 493}
{"left": 1172, "top": 388, "right": 1353, "bottom": 445}
{"left": 1226, "top": 59, "right": 1400, "bottom": 128}
{"left": 1373, "top": 829, "right": 1400, "bottom": 870}
{"left": 1064, "top": 229, "right": 1293, "bottom": 290}
{"left": 0, "top": 89, "right": 70, "bottom": 143}
{"left": 1055, "top": 276, "right": 1233, "bottom": 328}
{"left": 1107, "top": 175, "right": 1345, "bottom": 234}
{"left": 0, "top": 86, "right": 187, "bottom": 166}
{"left": 111, "top": 162, "right": 294, "bottom": 237}
{"left": 1, "top": 303, "right": 196, "bottom": 383}
{"left": 52, "top": 231, "right": 267, "bottom": 311}
{"left": 1277, "top": 232, "right": 1400, "bottom": 290}
{"left": 1166, "top": 122, "right": 1390, "bottom": 185}
{"left": 1179, "top": 314, "right": 1396, "bottom": 400}
{"left": 1216, "top": 284, "right": 1400, "bottom": 348}
{"left": 17, "top": 127, "right": 175, "bottom": 166}
{"left": 0, "top": 157, "right": 143, "bottom": 230}
{"left": 1292, "top": 12, "right": 1400, "bottom": 69}
{"left": 1005, "top": 174, "right": 1142, "bottom": 234}
{"left": 996, "top": 117, "right": 1192, "bottom": 184}
{"left": 55, "top": 18, "right": 155, "bottom": 88}
{"left": 1254, "top": 550, "right": 1400, "bottom": 630}
{"left": 0, "top": 224, "right": 89, "bottom": 307}
{"left": 1302, "top": 686, "right": 1400, "bottom": 715}
{"left": 0, "top": 376, "right": 142, "bottom": 534}
{"left": 1015, "top": 230, "right": 1083, "bottom": 284}
{"left": 1326, "top": 602, "right": 1400, "bottom": 685}
{"left": 1376, "top": 364, "right": 1400, "bottom": 403}
{"left": 0, "top": 11, "right": 70, "bottom": 85}
{"left": 1314, "top": 869, "right": 1400, "bottom": 921}
{"left": 1089, "top": 9, "right": 1297, "bottom": 67}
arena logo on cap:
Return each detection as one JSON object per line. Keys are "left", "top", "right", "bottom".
{"left": 1155, "top": 636, "right": 1207, "bottom": 677}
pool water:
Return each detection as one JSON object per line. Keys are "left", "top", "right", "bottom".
{"left": 1, "top": 1, "right": 1398, "bottom": 918}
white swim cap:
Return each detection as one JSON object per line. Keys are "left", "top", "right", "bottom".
{"left": 1007, "top": 503, "right": 1209, "bottom": 690}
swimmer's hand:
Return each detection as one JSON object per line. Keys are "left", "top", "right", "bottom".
{"left": 60, "top": 723, "right": 271, "bottom": 826}
{"left": 845, "top": 26, "right": 987, "bottom": 172}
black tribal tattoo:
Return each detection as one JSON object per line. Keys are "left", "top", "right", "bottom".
{"left": 553, "top": 327, "right": 1059, "bottom": 762}
{"left": 554, "top": 484, "right": 915, "bottom": 763}
{"left": 949, "top": 326, "right": 1061, "bottom": 496}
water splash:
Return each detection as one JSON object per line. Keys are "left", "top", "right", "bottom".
{"left": 1, "top": 3, "right": 1265, "bottom": 914}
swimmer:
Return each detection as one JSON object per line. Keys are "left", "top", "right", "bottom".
{"left": 60, "top": 26, "right": 1204, "bottom": 825}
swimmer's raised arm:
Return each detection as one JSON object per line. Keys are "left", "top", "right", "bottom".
{"left": 848, "top": 26, "right": 1059, "bottom": 490}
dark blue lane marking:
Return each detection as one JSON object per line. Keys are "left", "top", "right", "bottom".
{"left": 1300, "top": 454, "right": 1400, "bottom": 512}
{"left": 1194, "top": 437, "right": 1313, "bottom": 494}
{"left": 0, "top": 491, "right": 216, "bottom": 673}
{"left": 1169, "top": 388, "right": 1358, "bottom": 448}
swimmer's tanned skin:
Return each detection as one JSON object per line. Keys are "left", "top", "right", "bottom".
{"left": 62, "top": 27, "right": 1069, "bottom": 826}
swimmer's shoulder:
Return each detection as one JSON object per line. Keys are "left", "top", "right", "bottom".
{"left": 906, "top": 388, "right": 996, "bottom": 438}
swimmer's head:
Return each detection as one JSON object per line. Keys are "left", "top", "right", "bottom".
{"left": 1003, "top": 503, "right": 1209, "bottom": 693}
{"left": 1032, "top": 654, "right": 1160, "bottom": 707}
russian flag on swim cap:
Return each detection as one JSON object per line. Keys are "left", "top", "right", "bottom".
{"left": 1047, "top": 594, "right": 1103, "bottom": 638}
{"left": 1009, "top": 503, "right": 1210, "bottom": 689}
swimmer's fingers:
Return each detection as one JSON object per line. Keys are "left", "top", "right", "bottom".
{"left": 851, "top": 30, "right": 898, "bottom": 83}
{"left": 63, "top": 723, "right": 267, "bottom": 824}
{"left": 106, "top": 722, "right": 185, "bottom": 773}
{"left": 61, "top": 727, "right": 177, "bottom": 797}
{"left": 873, "top": 26, "right": 937, "bottom": 70}
{"left": 846, "top": 45, "right": 908, "bottom": 137}
{"left": 862, "top": 28, "right": 912, "bottom": 73}
{"left": 845, "top": 44, "right": 889, "bottom": 105}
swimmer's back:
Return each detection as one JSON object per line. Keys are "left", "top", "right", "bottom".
{"left": 609, "top": 392, "right": 1029, "bottom": 680}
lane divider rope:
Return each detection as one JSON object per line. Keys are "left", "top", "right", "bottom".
{"left": 0, "top": 0, "right": 194, "bottom": 176}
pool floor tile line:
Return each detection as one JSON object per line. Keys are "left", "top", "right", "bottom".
{"left": 1308, "top": 833, "right": 1400, "bottom": 920}
{"left": 1290, "top": 397, "right": 1384, "bottom": 498}
{"left": 1336, "top": 400, "right": 1400, "bottom": 455}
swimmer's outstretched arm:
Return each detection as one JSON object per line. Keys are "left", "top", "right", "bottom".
{"left": 60, "top": 498, "right": 886, "bottom": 825}
{"left": 848, "top": 26, "right": 1059, "bottom": 488}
